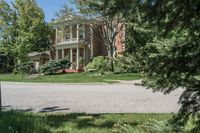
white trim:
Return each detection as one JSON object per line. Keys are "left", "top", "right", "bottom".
{"left": 77, "top": 24, "right": 79, "bottom": 42}
{"left": 76, "top": 47, "right": 79, "bottom": 69}
{"left": 70, "top": 48, "right": 73, "bottom": 69}
{"left": 56, "top": 28, "right": 58, "bottom": 44}
{"left": 70, "top": 26, "right": 73, "bottom": 42}
{"left": 62, "top": 49, "right": 64, "bottom": 59}
{"left": 90, "top": 25, "right": 94, "bottom": 58}
{"left": 83, "top": 25, "right": 86, "bottom": 39}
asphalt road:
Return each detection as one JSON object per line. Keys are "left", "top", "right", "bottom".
{"left": 1, "top": 82, "right": 182, "bottom": 113}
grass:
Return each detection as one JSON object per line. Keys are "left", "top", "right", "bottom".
{"left": 0, "top": 111, "right": 171, "bottom": 133}
{"left": 0, "top": 73, "right": 141, "bottom": 83}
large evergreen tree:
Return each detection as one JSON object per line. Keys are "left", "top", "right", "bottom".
{"left": 103, "top": 0, "right": 200, "bottom": 130}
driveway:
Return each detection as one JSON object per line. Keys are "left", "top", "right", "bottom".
{"left": 1, "top": 82, "right": 182, "bottom": 113}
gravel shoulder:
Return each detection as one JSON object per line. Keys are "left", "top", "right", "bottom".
{"left": 2, "top": 82, "right": 182, "bottom": 113}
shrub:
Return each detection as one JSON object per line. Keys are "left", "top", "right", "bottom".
{"left": 114, "top": 54, "right": 138, "bottom": 74}
{"left": 40, "top": 58, "right": 70, "bottom": 75}
{"left": 86, "top": 56, "right": 110, "bottom": 73}
{"left": 112, "top": 121, "right": 137, "bottom": 133}
{"left": 139, "top": 119, "right": 183, "bottom": 133}
{"left": 18, "top": 61, "right": 35, "bottom": 75}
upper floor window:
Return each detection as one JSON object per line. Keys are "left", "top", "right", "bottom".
{"left": 72, "top": 25, "right": 77, "bottom": 38}
{"left": 57, "top": 27, "right": 63, "bottom": 43}
{"left": 79, "top": 24, "right": 85, "bottom": 39}
{"left": 64, "top": 26, "right": 70, "bottom": 40}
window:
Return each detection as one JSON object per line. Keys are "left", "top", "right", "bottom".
{"left": 64, "top": 49, "right": 70, "bottom": 58}
{"left": 72, "top": 25, "right": 77, "bottom": 38}
{"left": 79, "top": 25, "right": 85, "bottom": 39}
{"left": 57, "top": 28, "right": 63, "bottom": 43}
{"left": 64, "top": 26, "right": 70, "bottom": 40}
{"left": 58, "top": 49, "right": 62, "bottom": 59}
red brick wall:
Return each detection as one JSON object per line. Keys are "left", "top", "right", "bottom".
{"left": 115, "top": 25, "right": 125, "bottom": 55}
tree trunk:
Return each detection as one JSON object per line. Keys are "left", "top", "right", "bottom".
{"left": 108, "top": 44, "right": 114, "bottom": 72}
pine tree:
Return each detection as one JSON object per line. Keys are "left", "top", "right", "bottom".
{"left": 103, "top": 0, "right": 200, "bottom": 130}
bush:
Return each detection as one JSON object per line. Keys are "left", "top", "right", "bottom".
{"left": 18, "top": 61, "right": 35, "bottom": 75}
{"left": 112, "top": 121, "right": 135, "bottom": 133}
{"left": 86, "top": 56, "right": 110, "bottom": 73}
{"left": 40, "top": 58, "right": 70, "bottom": 75}
{"left": 114, "top": 54, "right": 138, "bottom": 74}
{"left": 139, "top": 119, "right": 183, "bottom": 133}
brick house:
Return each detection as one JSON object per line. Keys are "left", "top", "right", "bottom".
{"left": 51, "top": 15, "right": 125, "bottom": 72}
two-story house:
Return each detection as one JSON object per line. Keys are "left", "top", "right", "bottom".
{"left": 51, "top": 15, "right": 125, "bottom": 72}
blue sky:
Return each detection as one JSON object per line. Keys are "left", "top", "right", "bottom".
{"left": 5, "top": 0, "right": 73, "bottom": 22}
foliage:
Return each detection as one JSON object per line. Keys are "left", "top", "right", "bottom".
{"left": 102, "top": 0, "right": 200, "bottom": 130}
{"left": 139, "top": 119, "right": 182, "bottom": 133}
{"left": 114, "top": 54, "right": 138, "bottom": 74}
{"left": 18, "top": 61, "right": 34, "bottom": 75}
{"left": 13, "top": 0, "right": 51, "bottom": 62}
{"left": 112, "top": 121, "right": 135, "bottom": 133}
{"left": 0, "top": 111, "right": 49, "bottom": 133}
{"left": 0, "top": 0, "right": 51, "bottom": 67}
{"left": 69, "top": 0, "right": 125, "bottom": 72}
{"left": 85, "top": 56, "right": 110, "bottom": 73}
{"left": 0, "top": 111, "right": 171, "bottom": 133}
{"left": 0, "top": 0, "right": 17, "bottom": 71}
{"left": 40, "top": 58, "right": 70, "bottom": 75}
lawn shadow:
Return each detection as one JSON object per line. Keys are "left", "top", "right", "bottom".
{"left": 45, "top": 113, "right": 138, "bottom": 130}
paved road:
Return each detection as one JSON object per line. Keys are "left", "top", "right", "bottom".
{"left": 1, "top": 82, "right": 182, "bottom": 113}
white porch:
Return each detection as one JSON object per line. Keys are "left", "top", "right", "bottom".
{"left": 54, "top": 44, "right": 86, "bottom": 70}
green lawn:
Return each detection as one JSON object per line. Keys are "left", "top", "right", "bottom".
{"left": 0, "top": 111, "right": 171, "bottom": 133}
{"left": 0, "top": 73, "right": 141, "bottom": 83}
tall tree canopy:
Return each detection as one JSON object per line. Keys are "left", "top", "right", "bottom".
{"left": 0, "top": 0, "right": 51, "bottom": 67}
{"left": 0, "top": 0, "right": 16, "bottom": 70}
{"left": 73, "top": 0, "right": 125, "bottom": 71}
{"left": 101, "top": 0, "right": 200, "bottom": 130}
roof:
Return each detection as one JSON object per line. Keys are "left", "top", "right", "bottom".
{"left": 28, "top": 51, "right": 50, "bottom": 57}
{"left": 53, "top": 14, "right": 89, "bottom": 26}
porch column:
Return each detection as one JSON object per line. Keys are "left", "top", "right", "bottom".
{"left": 76, "top": 47, "right": 80, "bottom": 69}
{"left": 55, "top": 49, "right": 58, "bottom": 60}
{"left": 70, "top": 48, "right": 73, "bottom": 69}
{"left": 77, "top": 24, "right": 79, "bottom": 42}
{"left": 62, "top": 49, "right": 64, "bottom": 59}
{"left": 83, "top": 25, "right": 86, "bottom": 39}
{"left": 83, "top": 47, "right": 86, "bottom": 66}
{"left": 70, "top": 26, "right": 72, "bottom": 42}
{"left": 56, "top": 28, "right": 58, "bottom": 43}
{"left": 62, "top": 27, "right": 64, "bottom": 43}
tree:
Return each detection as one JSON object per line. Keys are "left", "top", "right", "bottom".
{"left": 0, "top": 0, "right": 51, "bottom": 68}
{"left": 80, "top": 0, "right": 126, "bottom": 72}
{"left": 13, "top": 0, "right": 51, "bottom": 63}
{"left": 102, "top": 0, "right": 200, "bottom": 130}
{"left": 141, "top": 1, "right": 200, "bottom": 130}
{"left": 0, "top": 0, "right": 17, "bottom": 70}
{"left": 58, "top": 0, "right": 125, "bottom": 72}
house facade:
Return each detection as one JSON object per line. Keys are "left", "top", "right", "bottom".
{"left": 51, "top": 15, "right": 125, "bottom": 72}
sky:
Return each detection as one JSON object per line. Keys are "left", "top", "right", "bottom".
{"left": 5, "top": 0, "right": 73, "bottom": 22}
